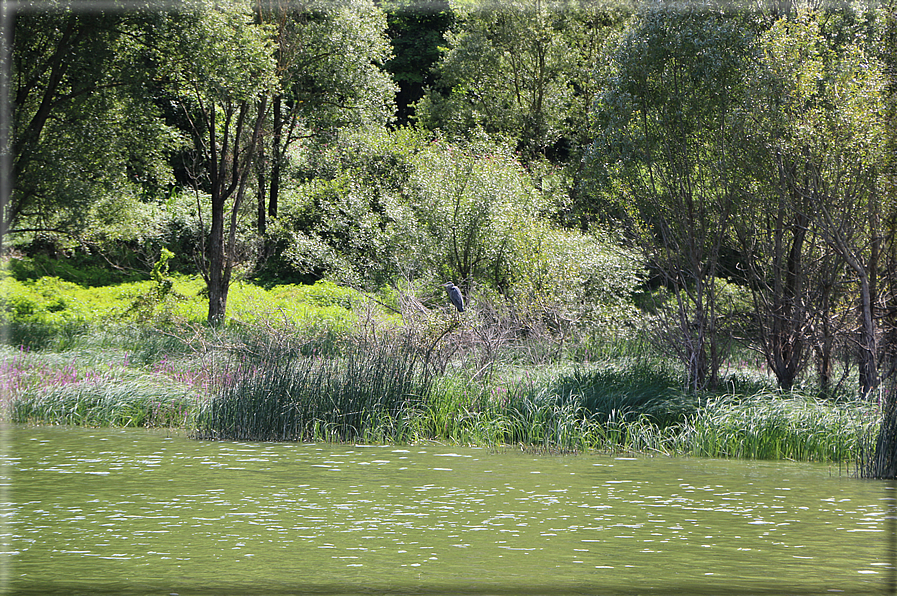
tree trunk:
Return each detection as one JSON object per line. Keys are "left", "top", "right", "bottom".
{"left": 866, "top": 386, "right": 897, "bottom": 478}
{"left": 201, "top": 98, "right": 268, "bottom": 325}
{"left": 768, "top": 213, "right": 808, "bottom": 391}
{"left": 861, "top": 200, "right": 880, "bottom": 396}
{"left": 207, "top": 193, "right": 228, "bottom": 325}
{"left": 269, "top": 94, "right": 282, "bottom": 221}
{"left": 817, "top": 202, "right": 880, "bottom": 397}
{"left": 858, "top": 272, "right": 879, "bottom": 397}
{"left": 256, "top": 145, "right": 267, "bottom": 236}
{"left": 0, "top": 3, "right": 13, "bottom": 250}
{"left": 816, "top": 277, "right": 834, "bottom": 393}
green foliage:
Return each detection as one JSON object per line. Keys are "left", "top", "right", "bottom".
{"left": 758, "top": 11, "right": 886, "bottom": 163}
{"left": 159, "top": 1, "right": 277, "bottom": 104}
{"left": 0, "top": 265, "right": 365, "bottom": 350}
{"left": 123, "top": 249, "right": 185, "bottom": 324}
{"left": 264, "top": 127, "right": 641, "bottom": 319}
{"left": 591, "top": 4, "right": 755, "bottom": 242}
{"left": 276, "top": 0, "right": 398, "bottom": 130}
{"left": 10, "top": 11, "right": 180, "bottom": 234}
{"left": 381, "top": 0, "right": 454, "bottom": 123}
{"left": 684, "top": 394, "right": 877, "bottom": 462}
{"left": 417, "top": 0, "right": 628, "bottom": 161}
{"left": 506, "top": 223, "right": 645, "bottom": 329}
{"left": 587, "top": 5, "right": 759, "bottom": 390}
{"left": 409, "top": 134, "right": 541, "bottom": 287}
{"left": 258, "top": 128, "right": 427, "bottom": 286}
{"left": 0, "top": 274, "right": 92, "bottom": 327}
{"left": 268, "top": 176, "right": 394, "bottom": 286}
{"left": 223, "top": 280, "right": 362, "bottom": 342}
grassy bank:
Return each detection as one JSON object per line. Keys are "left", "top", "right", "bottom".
{"left": 0, "top": 267, "right": 878, "bottom": 464}
{"left": 0, "top": 271, "right": 366, "bottom": 349}
{"left": 0, "top": 322, "right": 877, "bottom": 465}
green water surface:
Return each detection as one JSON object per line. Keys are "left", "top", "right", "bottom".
{"left": 2, "top": 425, "right": 893, "bottom": 595}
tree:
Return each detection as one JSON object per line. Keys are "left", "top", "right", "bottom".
{"left": 416, "top": 0, "right": 628, "bottom": 162}
{"left": 381, "top": 0, "right": 453, "bottom": 125}
{"left": 254, "top": 0, "right": 396, "bottom": 235}
{"left": 588, "top": 4, "right": 753, "bottom": 390}
{"left": 731, "top": 12, "right": 826, "bottom": 392}
{"left": 159, "top": 1, "right": 276, "bottom": 324}
{"left": 867, "top": 0, "right": 897, "bottom": 478}
{"left": 409, "top": 135, "right": 540, "bottom": 291}
{"left": 757, "top": 12, "right": 887, "bottom": 397}
{"left": 6, "top": 6, "right": 176, "bottom": 241}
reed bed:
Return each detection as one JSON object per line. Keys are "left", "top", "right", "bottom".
{"left": 542, "top": 359, "right": 697, "bottom": 425}
{"left": 408, "top": 368, "right": 874, "bottom": 461}
{"left": 10, "top": 377, "right": 195, "bottom": 427}
{"left": 417, "top": 359, "right": 695, "bottom": 452}
{"left": 0, "top": 326, "right": 876, "bottom": 464}
{"left": 681, "top": 393, "right": 878, "bottom": 462}
{"left": 193, "top": 334, "right": 433, "bottom": 442}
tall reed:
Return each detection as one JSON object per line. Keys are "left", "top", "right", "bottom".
{"left": 410, "top": 364, "right": 874, "bottom": 461}
{"left": 193, "top": 333, "right": 433, "bottom": 442}
{"left": 682, "top": 393, "right": 877, "bottom": 462}
{"left": 547, "top": 359, "right": 697, "bottom": 425}
{"left": 11, "top": 377, "right": 195, "bottom": 427}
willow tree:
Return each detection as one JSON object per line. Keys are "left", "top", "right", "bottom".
{"left": 759, "top": 12, "right": 887, "bottom": 397}
{"left": 732, "top": 12, "right": 830, "bottom": 392}
{"left": 409, "top": 135, "right": 538, "bottom": 291}
{"left": 253, "top": 0, "right": 396, "bottom": 236}
{"left": 160, "top": 1, "right": 276, "bottom": 324}
{"left": 588, "top": 4, "right": 753, "bottom": 390}
{"left": 804, "top": 40, "right": 888, "bottom": 399}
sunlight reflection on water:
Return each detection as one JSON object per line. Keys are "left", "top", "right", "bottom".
{"left": 3, "top": 425, "right": 892, "bottom": 595}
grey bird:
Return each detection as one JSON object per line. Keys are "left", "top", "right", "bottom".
{"left": 443, "top": 282, "right": 465, "bottom": 312}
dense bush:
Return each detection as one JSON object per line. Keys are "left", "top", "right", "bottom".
{"left": 255, "top": 129, "right": 646, "bottom": 333}
{"left": 256, "top": 128, "right": 427, "bottom": 287}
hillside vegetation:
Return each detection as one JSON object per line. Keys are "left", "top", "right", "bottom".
{"left": 4, "top": 0, "right": 895, "bottom": 473}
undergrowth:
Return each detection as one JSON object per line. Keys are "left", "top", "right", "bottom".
{"left": 0, "top": 289, "right": 878, "bottom": 465}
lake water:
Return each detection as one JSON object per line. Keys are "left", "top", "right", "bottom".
{"left": 2, "top": 424, "right": 894, "bottom": 595}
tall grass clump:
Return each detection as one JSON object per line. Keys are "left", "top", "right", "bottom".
{"left": 414, "top": 361, "right": 689, "bottom": 453}
{"left": 488, "top": 382, "right": 688, "bottom": 454}
{"left": 546, "top": 358, "right": 697, "bottom": 425}
{"left": 1, "top": 342, "right": 201, "bottom": 427}
{"left": 493, "top": 386, "right": 582, "bottom": 450}
{"left": 4, "top": 320, "right": 92, "bottom": 351}
{"left": 416, "top": 375, "right": 490, "bottom": 444}
{"left": 682, "top": 393, "right": 878, "bottom": 462}
{"left": 11, "top": 377, "right": 195, "bottom": 427}
{"left": 193, "top": 332, "right": 433, "bottom": 442}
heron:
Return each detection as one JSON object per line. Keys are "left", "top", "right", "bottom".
{"left": 443, "top": 282, "right": 465, "bottom": 312}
